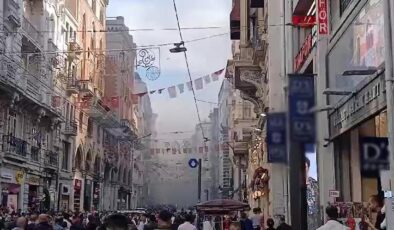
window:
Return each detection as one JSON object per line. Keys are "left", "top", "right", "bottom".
{"left": 87, "top": 118, "right": 93, "bottom": 137}
{"left": 92, "top": 0, "right": 96, "bottom": 15}
{"left": 82, "top": 14, "right": 86, "bottom": 41}
{"left": 79, "top": 112, "right": 83, "bottom": 131}
{"left": 62, "top": 141, "right": 70, "bottom": 170}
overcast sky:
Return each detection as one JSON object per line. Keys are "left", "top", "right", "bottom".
{"left": 108, "top": 0, "right": 232, "bottom": 137}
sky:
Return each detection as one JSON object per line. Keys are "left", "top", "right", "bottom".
{"left": 108, "top": 0, "right": 232, "bottom": 136}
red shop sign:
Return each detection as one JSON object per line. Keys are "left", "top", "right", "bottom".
{"left": 292, "top": 15, "right": 316, "bottom": 28}
{"left": 294, "top": 33, "right": 313, "bottom": 72}
{"left": 318, "top": 0, "right": 328, "bottom": 35}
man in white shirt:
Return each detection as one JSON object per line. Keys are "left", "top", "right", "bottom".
{"left": 178, "top": 214, "right": 197, "bottom": 230}
{"left": 317, "top": 205, "right": 349, "bottom": 230}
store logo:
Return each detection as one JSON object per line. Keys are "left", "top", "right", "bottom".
{"left": 360, "top": 137, "right": 389, "bottom": 176}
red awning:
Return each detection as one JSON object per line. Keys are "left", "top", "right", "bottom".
{"left": 230, "top": 0, "right": 240, "bottom": 40}
{"left": 293, "top": 0, "right": 315, "bottom": 16}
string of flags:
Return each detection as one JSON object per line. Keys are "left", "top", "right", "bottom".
{"left": 49, "top": 68, "right": 225, "bottom": 110}
{"left": 149, "top": 142, "right": 232, "bottom": 155}
{"left": 133, "top": 68, "right": 225, "bottom": 99}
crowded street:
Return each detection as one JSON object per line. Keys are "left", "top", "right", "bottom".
{"left": 0, "top": 0, "right": 394, "bottom": 229}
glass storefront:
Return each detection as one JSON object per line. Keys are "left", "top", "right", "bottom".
{"left": 328, "top": 0, "right": 385, "bottom": 104}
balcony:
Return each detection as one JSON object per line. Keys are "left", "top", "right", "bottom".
{"left": 66, "top": 76, "right": 79, "bottom": 95}
{"left": 5, "top": 0, "right": 21, "bottom": 28}
{"left": 64, "top": 121, "right": 78, "bottom": 136}
{"left": 21, "top": 16, "right": 44, "bottom": 49}
{"left": 30, "top": 146, "right": 40, "bottom": 162}
{"left": 67, "top": 39, "right": 81, "bottom": 61}
{"left": 2, "top": 135, "right": 28, "bottom": 161}
{"left": 44, "top": 150, "right": 58, "bottom": 169}
{"left": 78, "top": 80, "right": 95, "bottom": 96}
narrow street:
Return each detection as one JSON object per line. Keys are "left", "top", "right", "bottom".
{"left": 0, "top": 0, "right": 393, "bottom": 229}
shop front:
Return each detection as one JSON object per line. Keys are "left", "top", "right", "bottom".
{"left": 73, "top": 179, "right": 82, "bottom": 211}
{"left": 25, "top": 175, "right": 40, "bottom": 213}
{"left": 1, "top": 168, "right": 24, "bottom": 212}
{"left": 326, "top": 0, "right": 386, "bottom": 225}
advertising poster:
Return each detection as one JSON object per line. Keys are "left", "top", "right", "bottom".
{"left": 7, "top": 194, "right": 18, "bottom": 213}
{"left": 305, "top": 144, "right": 321, "bottom": 229}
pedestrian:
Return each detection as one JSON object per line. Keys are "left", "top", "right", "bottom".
{"left": 54, "top": 217, "right": 65, "bottom": 230}
{"left": 178, "top": 213, "right": 196, "bottom": 230}
{"left": 98, "top": 213, "right": 129, "bottom": 230}
{"left": 276, "top": 216, "right": 291, "bottom": 230}
{"left": 365, "top": 195, "right": 385, "bottom": 230}
{"left": 70, "top": 215, "right": 84, "bottom": 230}
{"left": 202, "top": 217, "right": 213, "bottom": 230}
{"left": 250, "top": 208, "right": 263, "bottom": 230}
{"left": 62, "top": 213, "right": 72, "bottom": 230}
{"left": 138, "top": 215, "right": 147, "bottom": 230}
{"left": 144, "top": 214, "right": 158, "bottom": 230}
{"left": 86, "top": 214, "right": 98, "bottom": 230}
{"left": 156, "top": 210, "right": 173, "bottom": 230}
{"left": 26, "top": 214, "right": 37, "bottom": 230}
{"left": 229, "top": 223, "right": 241, "bottom": 230}
{"left": 12, "top": 217, "right": 27, "bottom": 230}
{"left": 240, "top": 213, "right": 253, "bottom": 230}
{"left": 35, "top": 214, "right": 53, "bottom": 230}
{"left": 317, "top": 205, "right": 349, "bottom": 230}
{"left": 266, "top": 218, "right": 275, "bottom": 230}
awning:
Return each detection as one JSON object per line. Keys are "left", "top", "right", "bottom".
{"left": 230, "top": 0, "right": 240, "bottom": 40}
{"left": 293, "top": 0, "right": 315, "bottom": 16}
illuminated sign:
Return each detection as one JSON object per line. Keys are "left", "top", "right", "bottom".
{"left": 318, "top": 0, "right": 328, "bottom": 34}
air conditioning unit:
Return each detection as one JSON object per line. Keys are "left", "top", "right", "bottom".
{"left": 62, "top": 185, "right": 70, "bottom": 195}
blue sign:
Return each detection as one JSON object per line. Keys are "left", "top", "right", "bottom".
{"left": 360, "top": 137, "right": 389, "bottom": 177}
{"left": 267, "top": 112, "right": 287, "bottom": 163}
{"left": 288, "top": 74, "right": 316, "bottom": 143}
{"left": 188, "top": 158, "right": 199, "bottom": 168}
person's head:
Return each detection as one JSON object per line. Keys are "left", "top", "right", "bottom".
{"left": 16, "top": 217, "right": 27, "bottom": 228}
{"left": 148, "top": 214, "right": 156, "bottom": 223}
{"left": 240, "top": 213, "right": 248, "bottom": 219}
{"left": 368, "top": 195, "right": 384, "bottom": 212}
{"left": 140, "top": 215, "right": 146, "bottom": 222}
{"left": 229, "top": 222, "right": 241, "bottom": 230}
{"left": 325, "top": 205, "right": 339, "bottom": 220}
{"left": 184, "top": 213, "right": 195, "bottom": 223}
{"left": 30, "top": 214, "right": 38, "bottom": 223}
{"left": 38, "top": 214, "right": 49, "bottom": 224}
{"left": 278, "top": 215, "right": 286, "bottom": 224}
{"left": 72, "top": 215, "right": 81, "bottom": 225}
{"left": 267, "top": 218, "right": 274, "bottom": 228}
{"left": 63, "top": 212, "right": 70, "bottom": 221}
{"left": 157, "top": 210, "right": 172, "bottom": 227}
{"left": 99, "top": 214, "right": 129, "bottom": 230}
{"left": 55, "top": 217, "right": 64, "bottom": 225}
{"left": 305, "top": 157, "right": 310, "bottom": 174}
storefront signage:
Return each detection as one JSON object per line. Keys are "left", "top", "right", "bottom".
{"left": 329, "top": 74, "right": 386, "bottom": 138}
{"left": 267, "top": 112, "right": 287, "bottom": 163}
{"left": 74, "top": 179, "right": 82, "bottom": 190}
{"left": 360, "top": 137, "right": 389, "bottom": 177}
{"left": 15, "top": 171, "right": 24, "bottom": 184}
{"left": 329, "top": 190, "right": 340, "bottom": 198}
{"left": 292, "top": 15, "right": 316, "bottom": 27}
{"left": 318, "top": 0, "right": 328, "bottom": 35}
{"left": 294, "top": 34, "right": 313, "bottom": 72}
{"left": 1, "top": 172, "right": 13, "bottom": 180}
{"left": 288, "top": 74, "right": 316, "bottom": 143}
{"left": 27, "top": 176, "right": 40, "bottom": 186}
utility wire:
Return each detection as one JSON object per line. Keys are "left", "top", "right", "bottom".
{"left": 0, "top": 32, "right": 229, "bottom": 55}
{"left": 196, "top": 99, "right": 219, "bottom": 105}
{"left": 172, "top": 0, "right": 206, "bottom": 141}
{"left": 1, "top": 26, "right": 225, "bottom": 34}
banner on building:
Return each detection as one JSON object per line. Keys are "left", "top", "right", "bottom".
{"left": 360, "top": 137, "right": 389, "bottom": 177}
{"left": 288, "top": 74, "right": 316, "bottom": 143}
{"left": 318, "top": 0, "right": 328, "bottom": 35}
{"left": 267, "top": 112, "right": 287, "bottom": 163}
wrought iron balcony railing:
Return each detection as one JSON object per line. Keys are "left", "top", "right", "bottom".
{"left": 30, "top": 146, "right": 40, "bottom": 162}
{"left": 64, "top": 121, "right": 78, "bottom": 136}
{"left": 44, "top": 150, "right": 58, "bottom": 167}
{"left": 2, "top": 135, "right": 28, "bottom": 158}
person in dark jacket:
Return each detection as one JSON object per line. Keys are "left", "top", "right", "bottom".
{"left": 240, "top": 213, "right": 253, "bottom": 230}
{"left": 266, "top": 218, "right": 275, "bottom": 230}
{"left": 70, "top": 215, "right": 84, "bottom": 230}
{"left": 156, "top": 210, "right": 173, "bottom": 230}
{"left": 35, "top": 214, "right": 53, "bottom": 230}
{"left": 144, "top": 214, "right": 158, "bottom": 230}
{"left": 276, "top": 216, "right": 291, "bottom": 230}
{"left": 97, "top": 213, "right": 129, "bottom": 230}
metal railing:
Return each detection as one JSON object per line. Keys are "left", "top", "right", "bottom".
{"left": 22, "top": 16, "right": 43, "bottom": 48}
{"left": 31, "top": 146, "right": 40, "bottom": 162}
{"left": 2, "top": 135, "right": 28, "bottom": 157}
{"left": 44, "top": 150, "right": 58, "bottom": 167}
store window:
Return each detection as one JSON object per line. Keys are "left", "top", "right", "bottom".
{"left": 62, "top": 141, "right": 70, "bottom": 170}
{"left": 327, "top": 0, "right": 384, "bottom": 104}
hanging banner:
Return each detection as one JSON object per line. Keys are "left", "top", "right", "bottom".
{"left": 195, "top": 78, "right": 203, "bottom": 90}
{"left": 288, "top": 74, "right": 316, "bottom": 142}
{"left": 168, "top": 86, "right": 177, "bottom": 98}
{"left": 178, "top": 84, "right": 185, "bottom": 94}
{"left": 267, "top": 112, "right": 287, "bottom": 163}
{"left": 204, "top": 75, "right": 211, "bottom": 84}
{"left": 186, "top": 81, "right": 193, "bottom": 91}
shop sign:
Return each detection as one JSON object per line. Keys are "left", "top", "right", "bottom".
{"left": 1, "top": 172, "right": 13, "bottom": 180}
{"left": 318, "top": 0, "right": 328, "bottom": 35}
{"left": 294, "top": 33, "right": 313, "bottom": 72}
{"left": 360, "top": 137, "right": 389, "bottom": 177}
{"left": 74, "top": 179, "right": 82, "bottom": 190}
{"left": 267, "top": 112, "right": 287, "bottom": 163}
{"left": 15, "top": 171, "right": 24, "bottom": 184}
{"left": 27, "top": 176, "right": 40, "bottom": 186}
{"left": 288, "top": 74, "right": 316, "bottom": 143}
{"left": 329, "top": 75, "right": 386, "bottom": 138}
{"left": 292, "top": 15, "right": 316, "bottom": 27}
{"left": 329, "top": 190, "right": 340, "bottom": 198}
